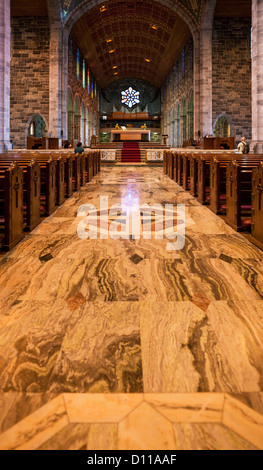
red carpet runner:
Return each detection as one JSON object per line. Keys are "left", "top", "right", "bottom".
{"left": 121, "top": 142, "right": 141, "bottom": 162}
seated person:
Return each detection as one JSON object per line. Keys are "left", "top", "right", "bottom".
{"left": 74, "top": 142, "right": 85, "bottom": 154}
{"left": 64, "top": 140, "right": 71, "bottom": 148}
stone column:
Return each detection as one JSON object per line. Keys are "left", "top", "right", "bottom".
{"left": 0, "top": 0, "right": 11, "bottom": 152}
{"left": 197, "top": 0, "right": 217, "bottom": 140}
{"left": 251, "top": 0, "right": 263, "bottom": 153}
{"left": 48, "top": 20, "right": 63, "bottom": 138}
{"left": 47, "top": 0, "right": 64, "bottom": 140}
{"left": 199, "top": 26, "right": 213, "bottom": 137}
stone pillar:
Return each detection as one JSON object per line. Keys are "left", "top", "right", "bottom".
{"left": 199, "top": 26, "right": 213, "bottom": 137}
{"left": 48, "top": 20, "right": 63, "bottom": 138}
{"left": 47, "top": 0, "right": 64, "bottom": 139}
{"left": 197, "top": 0, "right": 217, "bottom": 140}
{"left": 0, "top": 0, "right": 11, "bottom": 152}
{"left": 251, "top": 0, "right": 263, "bottom": 153}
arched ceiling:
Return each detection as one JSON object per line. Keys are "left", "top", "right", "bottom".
{"left": 70, "top": 0, "right": 191, "bottom": 89}
{"left": 61, "top": 0, "right": 203, "bottom": 23}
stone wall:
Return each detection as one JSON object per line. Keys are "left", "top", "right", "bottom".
{"left": 161, "top": 37, "right": 194, "bottom": 147}
{"left": 10, "top": 17, "right": 50, "bottom": 148}
{"left": 212, "top": 17, "right": 252, "bottom": 143}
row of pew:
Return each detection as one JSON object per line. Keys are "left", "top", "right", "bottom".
{"left": 163, "top": 150, "right": 263, "bottom": 250}
{"left": 0, "top": 151, "right": 101, "bottom": 251}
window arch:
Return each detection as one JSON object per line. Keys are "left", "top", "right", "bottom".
{"left": 81, "top": 102, "right": 85, "bottom": 144}
{"left": 176, "top": 103, "right": 180, "bottom": 147}
{"left": 213, "top": 114, "right": 235, "bottom": 138}
{"left": 74, "top": 95, "right": 80, "bottom": 141}
{"left": 27, "top": 114, "right": 47, "bottom": 138}
{"left": 172, "top": 107, "right": 176, "bottom": 147}
{"left": 188, "top": 89, "right": 194, "bottom": 140}
{"left": 181, "top": 97, "right": 187, "bottom": 144}
{"left": 86, "top": 107, "right": 89, "bottom": 146}
{"left": 67, "top": 88, "right": 73, "bottom": 142}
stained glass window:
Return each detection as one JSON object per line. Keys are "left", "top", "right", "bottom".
{"left": 76, "top": 48, "right": 80, "bottom": 80}
{"left": 87, "top": 68, "right": 90, "bottom": 94}
{"left": 91, "top": 74, "right": 94, "bottom": 99}
{"left": 82, "top": 60, "right": 85, "bottom": 88}
{"left": 121, "top": 87, "right": 140, "bottom": 108}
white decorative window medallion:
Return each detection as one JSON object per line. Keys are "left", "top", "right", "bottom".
{"left": 121, "top": 87, "right": 140, "bottom": 108}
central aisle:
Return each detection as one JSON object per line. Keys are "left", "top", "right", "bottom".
{"left": 0, "top": 166, "right": 263, "bottom": 450}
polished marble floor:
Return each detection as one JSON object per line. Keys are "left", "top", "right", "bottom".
{"left": 0, "top": 166, "right": 263, "bottom": 450}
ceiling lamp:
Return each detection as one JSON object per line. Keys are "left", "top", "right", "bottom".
{"left": 100, "top": 5, "right": 107, "bottom": 12}
{"left": 145, "top": 58, "right": 151, "bottom": 62}
{"left": 109, "top": 49, "right": 115, "bottom": 54}
{"left": 151, "top": 24, "right": 158, "bottom": 30}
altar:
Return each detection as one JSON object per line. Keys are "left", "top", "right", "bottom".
{"left": 110, "top": 129, "right": 151, "bottom": 142}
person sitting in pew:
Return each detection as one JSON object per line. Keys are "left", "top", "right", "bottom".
{"left": 74, "top": 142, "right": 85, "bottom": 155}
{"left": 237, "top": 136, "right": 249, "bottom": 154}
{"left": 64, "top": 140, "right": 71, "bottom": 149}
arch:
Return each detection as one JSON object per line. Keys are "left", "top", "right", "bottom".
{"left": 188, "top": 88, "right": 194, "bottom": 140}
{"left": 85, "top": 106, "right": 89, "bottom": 146}
{"left": 172, "top": 107, "right": 176, "bottom": 147}
{"left": 81, "top": 101, "right": 85, "bottom": 144}
{"left": 25, "top": 113, "right": 48, "bottom": 146}
{"left": 74, "top": 94, "right": 80, "bottom": 141}
{"left": 181, "top": 97, "right": 187, "bottom": 144}
{"left": 167, "top": 110, "right": 171, "bottom": 146}
{"left": 67, "top": 87, "right": 74, "bottom": 142}
{"left": 90, "top": 111, "right": 93, "bottom": 143}
{"left": 61, "top": 0, "right": 201, "bottom": 147}
{"left": 63, "top": 0, "right": 199, "bottom": 43}
{"left": 176, "top": 102, "right": 180, "bottom": 147}
{"left": 213, "top": 114, "right": 236, "bottom": 138}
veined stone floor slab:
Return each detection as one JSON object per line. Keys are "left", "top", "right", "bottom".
{"left": 0, "top": 166, "right": 263, "bottom": 450}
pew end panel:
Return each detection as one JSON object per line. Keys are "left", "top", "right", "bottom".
{"left": 251, "top": 162, "right": 263, "bottom": 248}
{"left": 0, "top": 162, "right": 24, "bottom": 251}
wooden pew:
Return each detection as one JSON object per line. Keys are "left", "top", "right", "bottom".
{"left": 166, "top": 151, "right": 172, "bottom": 180}
{"left": 197, "top": 154, "right": 212, "bottom": 204}
{"left": 225, "top": 160, "right": 262, "bottom": 231}
{"left": 182, "top": 153, "right": 191, "bottom": 190}
{"left": 190, "top": 154, "right": 198, "bottom": 197}
{"left": 0, "top": 155, "right": 56, "bottom": 217}
{"left": 0, "top": 158, "right": 41, "bottom": 231}
{"left": 0, "top": 162, "right": 24, "bottom": 250}
{"left": 163, "top": 150, "right": 168, "bottom": 174}
{"left": 97, "top": 151, "right": 101, "bottom": 173}
{"left": 252, "top": 162, "right": 263, "bottom": 249}
{"left": 177, "top": 152, "right": 184, "bottom": 186}
{"left": 64, "top": 155, "right": 73, "bottom": 198}
{"left": 210, "top": 155, "right": 263, "bottom": 215}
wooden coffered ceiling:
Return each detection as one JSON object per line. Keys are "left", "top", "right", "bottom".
{"left": 71, "top": 0, "right": 191, "bottom": 90}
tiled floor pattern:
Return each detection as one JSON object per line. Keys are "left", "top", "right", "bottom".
{"left": 0, "top": 166, "right": 263, "bottom": 450}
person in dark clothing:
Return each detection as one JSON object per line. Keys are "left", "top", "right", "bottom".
{"left": 74, "top": 142, "right": 85, "bottom": 154}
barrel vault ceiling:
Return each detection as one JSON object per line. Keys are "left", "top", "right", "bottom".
{"left": 70, "top": 0, "right": 191, "bottom": 89}
{"left": 11, "top": 0, "right": 251, "bottom": 90}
